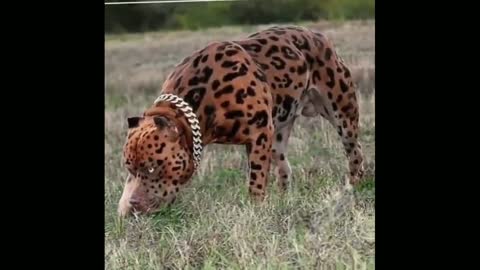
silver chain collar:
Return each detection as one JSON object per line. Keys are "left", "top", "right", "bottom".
{"left": 153, "top": 94, "right": 202, "bottom": 169}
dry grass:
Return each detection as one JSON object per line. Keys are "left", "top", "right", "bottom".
{"left": 105, "top": 20, "right": 375, "bottom": 269}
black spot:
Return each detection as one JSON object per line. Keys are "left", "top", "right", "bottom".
{"left": 279, "top": 154, "right": 285, "bottom": 160}
{"left": 316, "top": 57, "right": 325, "bottom": 67}
{"left": 258, "top": 62, "right": 270, "bottom": 70}
{"left": 325, "top": 48, "right": 332, "bottom": 60}
{"left": 223, "top": 64, "right": 248, "bottom": 82}
{"left": 247, "top": 86, "right": 256, "bottom": 96}
{"left": 331, "top": 103, "right": 338, "bottom": 111}
{"left": 247, "top": 105, "right": 253, "bottom": 109}
{"left": 276, "top": 95, "right": 283, "bottom": 104}
{"left": 283, "top": 74, "right": 293, "bottom": 88}
{"left": 257, "top": 38, "right": 268, "bottom": 45}
{"left": 221, "top": 60, "right": 239, "bottom": 68}
{"left": 292, "top": 34, "right": 310, "bottom": 51}
{"left": 246, "top": 142, "right": 252, "bottom": 154}
{"left": 344, "top": 68, "right": 351, "bottom": 78}
{"left": 221, "top": 101, "right": 230, "bottom": 108}
{"left": 278, "top": 95, "right": 295, "bottom": 122}
{"left": 188, "top": 66, "right": 213, "bottom": 86}
{"left": 281, "top": 46, "right": 299, "bottom": 60}
{"left": 204, "top": 105, "right": 215, "bottom": 115}
{"left": 243, "top": 128, "right": 250, "bottom": 135}
{"left": 183, "top": 87, "right": 206, "bottom": 111}
{"left": 192, "top": 55, "right": 202, "bottom": 68}
{"left": 225, "top": 110, "right": 245, "bottom": 119}
{"left": 156, "top": 143, "right": 166, "bottom": 154}
{"left": 256, "top": 184, "right": 263, "bottom": 189}
{"left": 212, "top": 80, "right": 220, "bottom": 90}
{"left": 276, "top": 133, "right": 282, "bottom": 141}
{"left": 341, "top": 103, "right": 354, "bottom": 114}
{"left": 172, "top": 166, "right": 181, "bottom": 171}
{"left": 336, "top": 94, "right": 343, "bottom": 103}
{"left": 268, "top": 36, "right": 279, "bottom": 41}
{"left": 215, "top": 53, "right": 223, "bottom": 62}
{"left": 226, "top": 120, "right": 241, "bottom": 139}
{"left": 248, "top": 110, "right": 269, "bottom": 128}
{"left": 327, "top": 92, "right": 333, "bottom": 99}
{"left": 305, "top": 53, "right": 315, "bottom": 68}
{"left": 289, "top": 67, "right": 296, "bottom": 72}
{"left": 297, "top": 62, "right": 307, "bottom": 75}
{"left": 154, "top": 135, "right": 159, "bottom": 140}
{"left": 157, "top": 160, "right": 163, "bottom": 166}
{"left": 339, "top": 79, "right": 349, "bottom": 93}
{"left": 265, "top": 45, "right": 279, "bottom": 57}
{"left": 173, "top": 180, "right": 179, "bottom": 185}
{"left": 250, "top": 80, "right": 257, "bottom": 86}
{"left": 216, "top": 44, "right": 227, "bottom": 51}
{"left": 250, "top": 161, "right": 262, "bottom": 170}
{"left": 225, "top": 49, "right": 238, "bottom": 56}
{"left": 241, "top": 43, "right": 262, "bottom": 53}
{"left": 260, "top": 155, "right": 267, "bottom": 161}
{"left": 326, "top": 68, "right": 335, "bottom": 88}
{"left": 270, "top": 56, "right": 286, "bottom": 70}
{"left": 201, "top": 54, "right": 208, "bottom": 63}
{"left": 148, "top": 144, "right": 152, "bottom": 149}
{"left": 256, "top": 133, "right": 268, "bottom": 146}
{"left": 254, "top": 70, "right": 267, "bottom": 82}
{"left": 271, "top": 83, "right": 276, "bottom": 90}
{"left": 251, "top": 172, "right": 257, "bottom": 180}
{"left": 235, "top": 89, "right": 247, "bottom": 104}
{"left": 214, "top": 85, "right": 235, "bottom": 98}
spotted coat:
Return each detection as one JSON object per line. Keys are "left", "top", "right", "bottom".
{"left": 118, "top": 25, "right": 365, "bottom": 216}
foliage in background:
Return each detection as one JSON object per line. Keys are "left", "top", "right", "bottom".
{"left": 105, "top": 0, "right": 375, "bottom": 33}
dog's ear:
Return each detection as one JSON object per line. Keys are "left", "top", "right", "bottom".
{"left": 153, "top": 116, "right": 185, "bottom": 142}
{"left": 127, "top": 117, "right": 143, "bottom": 128}
{"left": 153, "top": 116, "right": 170, "bottom": 129}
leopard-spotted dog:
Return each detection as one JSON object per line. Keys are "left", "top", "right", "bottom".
{"left": 118, "top": 25, "right": 364, "bottom": 216}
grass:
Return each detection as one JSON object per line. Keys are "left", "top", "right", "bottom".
{"left": 105, "top": 20, "right": 375, "bottom": 269}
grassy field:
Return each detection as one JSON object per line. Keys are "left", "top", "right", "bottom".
{"left": 105, "top": 20, "right": 375, "bottom": 269}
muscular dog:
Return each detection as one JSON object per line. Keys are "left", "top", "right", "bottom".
{"left": 118, "top": 26, "right": 364, "bottom": 216}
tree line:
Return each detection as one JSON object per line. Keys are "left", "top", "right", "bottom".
{"left": 105, "top": 0, "right": 374, "bottom": 33}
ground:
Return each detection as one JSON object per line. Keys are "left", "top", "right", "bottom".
{"left": 105, "top": 20, "right": 375, "bottom": 269}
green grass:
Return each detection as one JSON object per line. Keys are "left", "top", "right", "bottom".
{"left": 105, "top": 20, "right": 375, "bottom": 269}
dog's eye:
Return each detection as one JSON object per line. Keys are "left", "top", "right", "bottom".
{"left": 148, "top": 167, "right": 155, "bottom": 173}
